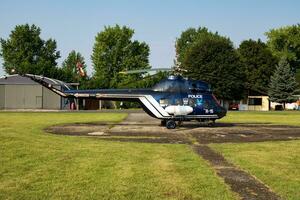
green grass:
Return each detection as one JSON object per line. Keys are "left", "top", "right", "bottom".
{"left": 220, "top": 111, "right": 300, "bottom": 126}
{"left": 213, "top": 111, "right": 300, "bottom": 200}
{"left": 0, "top": 112, "right": 236, "bottom": 200}
{"left": 211, "top": 141, "right": 300, "bottom": 200}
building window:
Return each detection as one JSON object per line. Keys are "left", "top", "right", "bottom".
{"left": 248, "top": 98, "right": 262, "bottom": 105}
{"left": 241, "top": 98, "right": 248, "bottom": 104}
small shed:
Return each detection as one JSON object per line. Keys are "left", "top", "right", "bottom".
{"left": 247, "top": 95, "right": 270, "bottom": 111}
{"left": 0, "top": 75, "right": 67, "bottom": 110}
{"left": 238, "top": 90, "right": 270, "bottom": 111}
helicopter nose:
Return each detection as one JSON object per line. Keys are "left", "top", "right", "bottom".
{"left": 218, "top": 107, "right": 227, "bottom": 118}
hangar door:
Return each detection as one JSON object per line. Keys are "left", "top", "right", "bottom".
{"left": 4, "top": 85, "right": 42, "bottom": 109}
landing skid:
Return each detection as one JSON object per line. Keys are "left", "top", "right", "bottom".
{"left": 161, "top": 119, "right": 216, "bottom": 129}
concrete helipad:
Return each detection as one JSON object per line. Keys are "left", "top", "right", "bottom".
{"left": 46, "top": 113, "right": 300, "bottom": 144}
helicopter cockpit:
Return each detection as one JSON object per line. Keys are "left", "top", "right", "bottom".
{"left": 152, "top": 75, "right": 211, "bottom": 93}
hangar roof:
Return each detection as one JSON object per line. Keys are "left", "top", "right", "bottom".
{"left": 0, "top": 74, "right": 65, "bottom": 86}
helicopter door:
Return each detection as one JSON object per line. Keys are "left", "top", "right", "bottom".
{"left": 188, "top": 95, "right": 214, "bottom": 115}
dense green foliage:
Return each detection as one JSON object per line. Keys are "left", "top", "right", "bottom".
{"left": 57, "top": 50, "right": 90, "bottom": 89}
{"left": 60, "top": 50, "right": 86, "bottom": 82}
{"left": 118, "top": 71, "right": 169, "bottom": 89}
{"left": 268, "top": 58, "right": 299, "bottom": 108}
{"left": 175, "top": 27, "right": 212, "bottom": 66}
{"left": 176, "top": 27, "right": 245, "bottom": 100}
{"left": 91, "top": 25, "right": 150, "bottom": 89}
{"left": 238, "top": 39, "right": 278, "bottom": 93}
{"left": 266, "top": 24, "right": 300, "bottom": 72}
{"left": 296, "top": 69, "right": 300, "bottom": 87}
{"left": 0, "top": 24, "right": 60, "bottom": 76}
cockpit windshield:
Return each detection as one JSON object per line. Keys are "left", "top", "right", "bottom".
{"left": 152, "top": 75, "right": 210, "bottom": 92}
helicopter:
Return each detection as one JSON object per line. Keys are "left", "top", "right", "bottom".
{"left": 24, "top": 68, "right": 227, "bottom": 129}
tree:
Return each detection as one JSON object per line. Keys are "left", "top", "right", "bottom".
{"left": 268, "top": 58, "right": 299, "bottom": 109}
{"left": 0, "top": 24, "right": 60, "bottom": 76}
{"left": 266, "top": 24, "right": 300, "bottom": 72}
{"left": 59, "top": 50, "right": 87, "bottom": 85}
{"left": 175, "top": 27, "right": 214, "bottom": 68}
{"left": 177, "top": 28, "right": 245, "bottom": 100}
{"left": 119, "top": 71, "right": 169, "bottom": 89}
{"left": 91, "top": 25, "right": 150, "bottom": 89}
{"left": 238, "top": 39, "right": 278, "bottom": 93}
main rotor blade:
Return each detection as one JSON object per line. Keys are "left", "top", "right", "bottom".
{"left": 119, "top": 68, "right": 172, "bottom": 74}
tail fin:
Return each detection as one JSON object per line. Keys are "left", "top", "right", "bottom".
{"left": 24, "top": 74, "right": 73, "bottom": 98}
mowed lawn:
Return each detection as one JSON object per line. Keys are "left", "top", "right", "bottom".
{"left": 214, "top": 111, "right": 300, "bottom": 200}
{"left": 220, "top": 110, "right": 300, "bottom": 126}
{"left": 0, "top": 112, "right": 236, "bottom": 200}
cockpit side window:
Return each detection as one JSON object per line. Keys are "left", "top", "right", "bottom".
{"left": 203, "top": 99, "right": 210, "bottom": 109}
{"left": 174, "top": 99, "right": 183, "bottom": 105}
{"left": 159, "top": 98, "right": 169, "bottom": 106}
{"left": 189, "top": 98, "right": 196, "bottom": 106}
{"left": 204, "top": 96, "right": 219, "bottom": 109}
{"left": 189, "top": 98, "right": 203, "bottom": 107}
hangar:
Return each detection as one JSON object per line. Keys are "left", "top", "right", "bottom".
{"left": 0, "top": 75, "right": 68, "bottom": 110}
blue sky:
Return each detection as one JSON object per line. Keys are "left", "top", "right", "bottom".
{"left": 1, "top": 0, "right": 300, "bottom": 76}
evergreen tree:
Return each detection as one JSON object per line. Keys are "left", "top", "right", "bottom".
{"left": 268, "top": 58, "right": 299, "bottom": 109}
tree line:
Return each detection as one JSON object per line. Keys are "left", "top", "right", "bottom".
{"left": 0, "top": 23, "right": 300, "bottom": 106}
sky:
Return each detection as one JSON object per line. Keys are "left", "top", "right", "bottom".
{"left": 0, "top": 0, "right": 300, "bottom": 76}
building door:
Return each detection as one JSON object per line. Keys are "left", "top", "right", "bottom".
{"left": 24, "top": 85, "right": 42, "bottom": 109}
{"left": 36, "top": 96, "right": 42, "bottom": 108}
{"left": 5, "top": 85, "right": 42, "bottom": 109}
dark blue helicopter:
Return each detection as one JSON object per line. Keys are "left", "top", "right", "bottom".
{"left": 25, "top": 73, "right": 226, "bottom": 129}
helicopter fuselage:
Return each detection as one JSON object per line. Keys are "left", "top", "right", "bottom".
{"left": 66, "top": 88, "right": 226, "bottom": 120}
{"left": 25, "top": 74, "right": 227, "bottom": 128}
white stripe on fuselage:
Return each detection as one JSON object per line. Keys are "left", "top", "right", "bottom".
{"left": 144, "top": 95, "right": 170, "bottom": 117}
{"left": 139, "top": 97, "right": 163, "bottom": 118}
{"left": 94, "top": 93, "right": 168, "bottom": 118}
